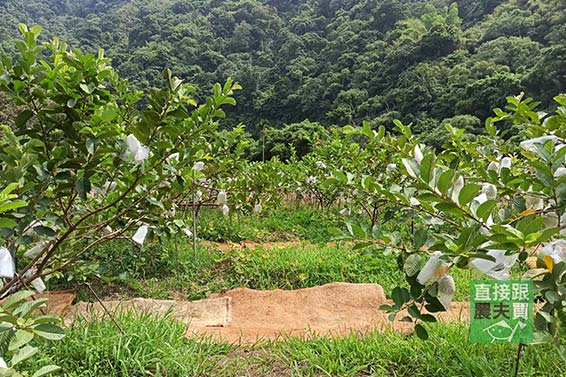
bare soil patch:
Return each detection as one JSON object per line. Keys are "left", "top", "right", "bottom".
{"left": 62, "top": 282, "right": 469, "bottom": 345}
{"left": 192, "top": 282, "right": 469, "bottom": 344}
{"left": 200, "top": 240, "right": 332, "bottom": 252}
{"left": 65, "top": 296, "right": 231, "bottom": 327}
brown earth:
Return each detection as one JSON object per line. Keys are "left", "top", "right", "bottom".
{"left": 199, "top": 240, "right": 335, "bottom": 252}
{"left": 191, "top": 282, "right": 469, "bottom": 344}
{"left": 5, "top": 290, "right": 77, "bottom": 317}
{"left": 58, "top": 282, "right": 469, "bottom": 345}
{"left": 65, "top": 296, "right": 231, "bottom": 327}
{"left": 36, "top": 290, "right": 76, "bottom": 314}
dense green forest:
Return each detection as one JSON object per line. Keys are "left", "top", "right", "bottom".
{"left": 0, "top": 0, "right": 565, "bottom": 151}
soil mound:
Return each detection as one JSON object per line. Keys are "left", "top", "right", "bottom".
{"left": 62, "top": 283, "right": 468, "bottom": 345}
{"left": 66, "top": 297, "right": 231, "bottom": 327}
{"left": 193, "top": 282, "right": 468, "bottom": 344}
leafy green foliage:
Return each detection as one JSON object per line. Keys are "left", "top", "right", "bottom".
{"left": 0, "top": 3, "right": 566, "bottom": 367}
{"left": 0, "top": 184, "right": 26, "bottom": 230}
{"left": 0, "top": 291, "right": 63, "bottom": 376}
{"left": 0, "top": 0, "right": 563, "bottom": 137}
{"left": 334, "top": 93, "right": 566, "bottom": 347}
{"left": 0, "top": 25, "right": 241, "bottom": 296}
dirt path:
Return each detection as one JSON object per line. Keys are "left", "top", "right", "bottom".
{"left": 199, "top": 240, "right": 335, "bottom": 252}
{"left": 191, "top": 282, "right": 469, "bottom": 344}
{"left": 61, "top": 282, "right": 469, "bottom": 345}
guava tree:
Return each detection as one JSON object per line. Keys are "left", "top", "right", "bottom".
{"left": 289, "top": 128, "right": 363, "bottom": 209}
{"left": 228, "top": 158, "right": 288, "bottom": 214}
{"left": 344, "top": 93, "right": 566, "bottom": 358}
{"left": 0, "top": 25, "right": 240, "bottom": 296}
{"left": 167, "top": 124, "right": 251, "bottom": 253}
{"left": 0, "top": 188, "right": 66, "bottom": 375}
{"left": 324, "top": 122, "right": 406, "bottom": 230}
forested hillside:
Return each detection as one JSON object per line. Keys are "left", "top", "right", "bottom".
{"left": 0, "top": 0, "right": 565, "bottom": 144}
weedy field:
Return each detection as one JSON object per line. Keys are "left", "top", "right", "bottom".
{"left": 24, "top": 301, "right": 566, "bottom": 377}
{"left": 30, "top": 207, "right": 560, "bottom": 377}
{"left": 57, "top": 206, "right": 472, "bottom": 302}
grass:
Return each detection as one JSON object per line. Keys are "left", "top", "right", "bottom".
{"left": 273, "top": 323, "right": 564, "bottom": 376}
{"left": 28, "top": 314, "right": 565, "bottom": 377}
{"left": 36, "top": 203, "right": 560, "bottom": 376}
{"left": 53, "top": 201, "right": 484, "bottom": 303}
{"left": 28, "top": 312, "right": 234, "bottom": 376}
{"left": 56, "top": 203, "right": 356, "bottom": 299}
{"left": 60, "top": 240, "right": 472, "bottom": 302}
{"left": 59, "top": 203, "right": 470, "bottom": 302}
{"left": 196, "top": 205, "right": 352, "bottom": 243}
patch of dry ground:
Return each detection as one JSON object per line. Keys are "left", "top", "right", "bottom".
{"left": 192, "top": 282, "right": 468, "bottom": 344}
{"left": 60, "top": 283, "right": 469, "bottom": 344}
{"left": 63, "top": 282, "right": 469, "bottom": 345}
{"left": 65, "top": 296, "right": 232, "bottom": 327}
{"left": 199, "top": 240, "right": 334, "bottom": 252}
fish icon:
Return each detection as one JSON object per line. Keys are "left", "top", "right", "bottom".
{"left": 483, "top": 320, "right": 526, "bottom": 342}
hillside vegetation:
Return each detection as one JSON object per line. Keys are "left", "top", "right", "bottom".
{"left": 0, "top": 0, "right": 565, "bottom": 145}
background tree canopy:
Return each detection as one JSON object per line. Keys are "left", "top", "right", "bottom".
{"left": 0, "top": 0, "right": 564, "bottom": 144}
